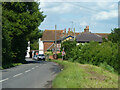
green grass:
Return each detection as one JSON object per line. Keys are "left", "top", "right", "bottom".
{"left": 52, "top": 60, "right": 118, "bottom": 88}
{"left": 2, "top": 63, "right": 22, "bottom": 69}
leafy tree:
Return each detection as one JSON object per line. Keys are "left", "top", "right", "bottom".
{"left": 29, "top": 29, "right": 43, "bottom": 50}
{"left": 108, "top": 28, "right": 120, "bottom": 73}
{"left": 30, "top": 40, "right": 39, "bottom": 50}
{"left": 69, "top": 41, "right": 118, "bottom": 72}
{"left": 2, "top": 2, "right": 46, "bottom": 65}
{"left": 108, "top": 28, "right": 120, "bottom": 43}
{"left": 61, "top": 40, "right": 77, "bottom": 60}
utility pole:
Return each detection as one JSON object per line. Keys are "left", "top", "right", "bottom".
{"left": 74, "top": 28, "right": 75, "bottom": 40}
{"left": 71, "top": 21, "right": 73, "bottom": 31}
{"left": 55, "top": 25, "right": 57, "bottom": 59}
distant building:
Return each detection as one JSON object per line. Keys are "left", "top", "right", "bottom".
{"left": 76, "top": 26, "right": 103, "bottom": 44}
{"left": 41, "top": 29, "right": 79, "bottom": 54}
{"left": 41, "top": 26, "right": 110, "bottom": 54}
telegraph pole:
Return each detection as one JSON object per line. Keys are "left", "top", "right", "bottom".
{"left": 71, "top": 21, "right": 73, "bottom": 31}
{"left": 74, "top": 28, "right": 75, "bottom": 40}
{"left": 55, "top": 25, "right": 57, "bottom": 59}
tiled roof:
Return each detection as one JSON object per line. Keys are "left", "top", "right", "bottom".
{"left": 95, "top": 33, "right": 110, "bottom": 38}
{"left": 41, "top": 30, "right": 109, "bottom": 42}
{"left": 76, "top": 32, "right": 103, "bottom": 43}
{"left": 41, "top": 30, "right": 65, "bottom": 41}
{"left": 75, "top": 32, "right": 80, "bottom": 36}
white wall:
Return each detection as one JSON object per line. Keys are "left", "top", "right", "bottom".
{"left": 25, "top": 41, "right": 30, "bottom": 58}
{"left": 39, "top": 38, "right": 44, "bottom": 54}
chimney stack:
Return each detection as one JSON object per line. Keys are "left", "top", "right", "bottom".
{"left": 68, "top": 28, "right": 70, "bottom": 32}
{"left": 84, "top": 26, "right": 89, "bottom": 32}
{"left": 64, "top": 28, "right": 66, "bottom": 33}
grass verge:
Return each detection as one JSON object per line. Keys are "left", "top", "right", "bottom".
{"left": 1, "top": 63, "right": 22, "bottom": 69}
{"left": 52, "top": 60, "right": 118, "bottom": 88}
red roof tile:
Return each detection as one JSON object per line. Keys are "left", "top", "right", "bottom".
{"left": 41, "top": 30, "right": 65, "bottom": 41}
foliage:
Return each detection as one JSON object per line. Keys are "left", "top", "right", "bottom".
{"left": 52, "top": 60, "right": 118, "bottom": 88}
{"left": 99, "top": 62, "right": 115, "bottom": 73}
{"left": 30, "top": 40, "right": 39, "bottom": 50}
{"left": 108, "top": 28, "right": 120, "bottom": 73}
{"left": 2, "top": 63, "right": 22, "bottom": 69}
{"left": 61, "top": 40, "right": 77, "bottom": 60}
{"left": 45, "top": 51, "right": 53, "bottom": 55}
{"left": 2, "top": 2, "right": 46, "bottom": 66}
{"left": 64, "top": 41, "right": 118, "bottom": 72}
{"left": 30, "top": 30, "right": 43, "bottom": 50}
{"left": 102, "top": 37, "right": 108, "bottom": 42}
{"left": 57, "top": 53, "right": 62, "bottom": 58}
{"left": 108, "top": 28, "right": 120, "bottom": 43}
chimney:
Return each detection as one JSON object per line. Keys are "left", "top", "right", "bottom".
{"left": 84, "top": 26, "right": 89, "bottom": 32}
{"left": 64, "top": 28, "right": 66, "bottom": 33}
{"left": 68, "top": 28, "right": 70, "bottom": 32}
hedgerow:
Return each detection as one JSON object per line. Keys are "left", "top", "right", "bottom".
{"left": 62, "top": 41, "right": 119, "bottom": 72}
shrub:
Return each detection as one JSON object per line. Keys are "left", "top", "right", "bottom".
{"left": 99, "top": 62, "right": 115, "bottom": 73}
{"left": 61, "top": 40, "right": 77, "bottom": 60}
{"left": 57, "top": 53, "right": 62, "bottom": 58}
{"left": 66, "top": 41, "right": 118, "bottom": 72}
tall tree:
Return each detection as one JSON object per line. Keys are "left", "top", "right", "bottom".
{"left": 108, "top": 28, "right": 120, "bottom": 43}
{"left": 2, "top": 2, "right": 46, "bottom": 64}
{"left": 108, "top": 28, "right": 120, "bottom": 73}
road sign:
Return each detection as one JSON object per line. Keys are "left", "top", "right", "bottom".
{"left": 36, "top": 52, "right": 38, "bottom": 55}
{"left": 62, "top": 50, "right": 65, "bottom": 56}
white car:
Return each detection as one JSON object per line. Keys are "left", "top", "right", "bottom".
{"left": 37, "top": 54, "right": 45, "bottom": 61}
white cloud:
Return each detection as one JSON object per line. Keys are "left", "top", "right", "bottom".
{"left": 40, "top": 3, "right": 80, "bottom": 14}
{"left": 93, "top": 10, "right": 118, "bottom": 20}
{"left": 36, "top": 0, "right": 119, "bottom": 2}
{"left": 80, "top": 21, "right": 88, "bottom": 26}
{"left": 96, "top": 2, "right": 118, "bottom": 10}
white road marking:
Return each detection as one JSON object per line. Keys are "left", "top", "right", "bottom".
{"left": 13, "top": 73, "right": 23, "bottom": 77}
{"left": 25, "top": 70, "right": 31, "bottom": 73}
{"left": 0, "top": 78, "right": 9, "bottom": 82}
{"left": 32, "top": 68, "right": 35, "bottom": 70}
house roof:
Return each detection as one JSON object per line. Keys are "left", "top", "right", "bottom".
{"left": 95, "top": 33, "right": 110, "bottom": 38}
{"left": 57, "top": 35, "right": 74, "bottom": 41}
{"left": 75, "top": 32, "right": 80, "bottom": 36}
{"left": 41, "top": 30, "right": 65, "bottom": 41}
{"left": 41, "top": 30, "right": 109, "bottom": 42}
{"left": 76, "top": 32, "right": 103, "bottom": 43}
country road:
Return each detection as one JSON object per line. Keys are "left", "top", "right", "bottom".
{"left": 1, "top": 58, "right": 60, "bottom": 88}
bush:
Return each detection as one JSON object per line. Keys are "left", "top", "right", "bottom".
{"left": 66, "top": 41, "right": 118, "bottom": 72}
{"left": 61, "top": 40, "right": 77, "bottom": 60}
{"left": 99, "top": 62, "right": 115, "bottom": 73}
{"left": 57, "top": 53, "right": 62, "bottom": 58}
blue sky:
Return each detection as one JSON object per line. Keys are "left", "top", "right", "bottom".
{"left": 38, "top": 1, "right": 118, "bottom": 33}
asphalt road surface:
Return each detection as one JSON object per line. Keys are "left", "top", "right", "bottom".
{"left": 1, "top": 58, "right": 60, "bottom": 88}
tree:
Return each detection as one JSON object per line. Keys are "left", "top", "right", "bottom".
{"left": 108, "top": 28, "right": 120, "bottom": 73}
{"left": 61, "top": 40, "right": 77, "bottom": 60}
{"left": 2, "top": 2, "right": 46, "bottom": 65}
{"left": 108, "top": 28, "right": 120, "bottom": 43}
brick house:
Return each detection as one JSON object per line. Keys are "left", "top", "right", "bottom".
{"left": 41, "top": 26, "right": 110, "bottom": 54}
{"left": 41, "top": 28, "right": 79, "bottom": 54}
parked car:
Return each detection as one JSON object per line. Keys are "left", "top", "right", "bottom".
{"left": 37, "top": 54, "right": 45, "bottom": 61}
{"left": 33, "top": 55, "right": 38, "bottom": 60}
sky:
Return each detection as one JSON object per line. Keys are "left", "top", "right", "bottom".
{"left": 38, "top": 1, "right": 119, "bottom": 33}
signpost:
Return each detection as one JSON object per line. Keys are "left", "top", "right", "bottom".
{"left": 62, "top": 48, "right": 65, "bottom": 60}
